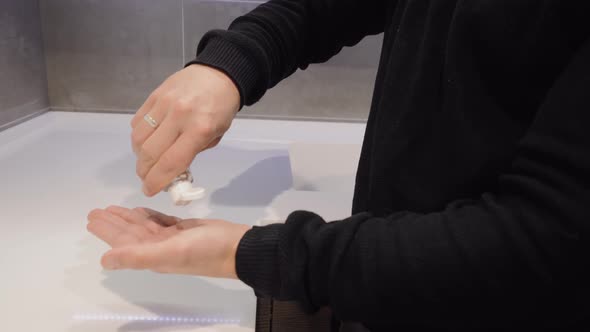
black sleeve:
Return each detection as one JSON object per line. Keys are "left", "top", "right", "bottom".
{"left": 187, "top": 0, "right": 389, "bottom": 107}
{"left": 235, "top": 39, "right": 590, "bottom": 329}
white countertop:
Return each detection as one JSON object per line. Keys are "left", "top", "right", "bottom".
{"left": 0, "top": 111, "right": 364, "bottom": 332}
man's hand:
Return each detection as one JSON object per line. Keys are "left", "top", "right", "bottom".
{"left": 131, "top": 64, "right": 241, "bottom": 196}
{"left": 87, "top": 206, "right": 250, "bottom": 279}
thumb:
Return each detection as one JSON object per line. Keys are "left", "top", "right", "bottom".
{"left": 101, "top": 241, "right": 176, "bottom": 272}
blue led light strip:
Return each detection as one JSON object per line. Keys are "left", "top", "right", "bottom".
{"left": 72, "top": 314, "right": 240, "bottom": 324}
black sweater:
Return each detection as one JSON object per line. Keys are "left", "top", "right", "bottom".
{"left": 190, "top": 1, "right": 590, "bottom": 330}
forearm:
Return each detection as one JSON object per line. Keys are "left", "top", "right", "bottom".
{"left": 238, "top": 197, "right": 587, "bottom": 328}
{"left": 189, "top": 0, "right": 389, "bottom": 106}
{"left": 235, "top": 38, "right": 590, "bottom": 328}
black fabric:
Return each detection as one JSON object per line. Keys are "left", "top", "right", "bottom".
{"left": 193, "top": 0, "right": 590, "bottom": 330}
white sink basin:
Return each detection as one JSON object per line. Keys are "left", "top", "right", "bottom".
{"left": 0, "top": 111, "right": 365, "bottom": 332}
{"left": 289, "top": 142, "right": 361, "bottom": 193}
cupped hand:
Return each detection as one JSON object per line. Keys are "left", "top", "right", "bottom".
{"left": 87, "top": 206, "right": 250, "bottom": 279}
{"left": 131, "top": 64, "right": 241, "bottom": 196}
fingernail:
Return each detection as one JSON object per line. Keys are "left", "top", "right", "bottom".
{"left": 142, "top": 184, "right": 150, "bottom": 196}
{"left": 103, "top": 257, "right": 119, "bottom": 270}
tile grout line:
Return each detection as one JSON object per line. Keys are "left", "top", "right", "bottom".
{"left": 181, "top": 0, "right": 186, "bottom": 66}
{"left": 0, "top": 108, "right": 50, "bottom": 133}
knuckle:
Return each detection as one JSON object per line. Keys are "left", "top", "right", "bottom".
{"left": 175, "top": 100, "right": 192, "bottom": 115}
{"left": 142, "top": 183, "right": 153, "bottom": 196}
{"left": 133, "top": 207, "right": 151, "bottom": 218}
{"left": 144, "top": 223, "right": 160, "bottom": 235}
{"left": 208, "top": 137, "right": 222, "bottom": 149}
{"left": 136, "top": 166, "right": 144, "bottom": 179}
{"left": 195, "top": 121, "right": 216, "bottom": 138}
{"left": 218, "top": 121, "right": 230, "bottom": 133}
{"left": 131, "top": 130, "right": 144, "bottom": 147}
{"left": 149, "top": 89, "right": 162, "bottom": 101}
{"left": 132, "top": 207, "right": 146, "bottom": 215}
{"left": 159, "top": 153, "right": 183, "bottom": 174}
{"left": 138, "top": 146, "right": 156, "bottom": 162}
{"left": 136, "top": 161, "right": 147, "bottom": 179}
{"left": 118, "top": 207, "right": 133, "bottom": 220}
{"left": 86, "top": 221, "right": 95, "bottom": 233}
{"left": 87, "top": 209, "right": 101, "bottom": 221}
{"left": 160, "top": 92, "right": 175, "bottom": 105}
{"left": 169, "top": 100, "right": 193, "bottom": 122}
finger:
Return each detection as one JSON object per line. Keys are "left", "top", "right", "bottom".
{"left": 106, "top": 206, "right": 162, "bottom": 234}
{"left": 93, "top": 210, "right": 152, "bottom": 243}
{"left": 175, "top": 218, "right": 205, "bottom": 230}
{"left": 132, "top": 207, "right": 150, "bottom": 217}
{"left": 135, "top": 207, "right": 181, "bottom": 227}
{"left": 87, "top": 209, "right": 137, "bottom": 247}
{"left": 143, "top": 132, "right": 212, "bottom": 196}
{"left": 101, "top": 241, "right": 179, "bottom": 272}
{"left": 131, "top": 91, "right": 158, "bottom": 129}
{"left": 136, "top": 115, "right": 181, "bottom": 180}
{"left": 131, "top": 98, "right": 169, "bottom": 155}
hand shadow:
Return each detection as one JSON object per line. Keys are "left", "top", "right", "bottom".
{"left": 208, "top": 154, "right": 292, "bottom": 207}
{"left": 87, "top": 142, "right": 293, "bottom": 331}
{"left": 66, "top": 237, "right": 256, "bottom": 332}
{"left": 103, "top": 271, "right": 255, "bottom": 332}
{"left": 96, "top": 143, "right": 293, "bottom": 223}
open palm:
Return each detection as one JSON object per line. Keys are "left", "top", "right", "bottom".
{"left": 87, "top": 206, "right": 250, "bottom": 278}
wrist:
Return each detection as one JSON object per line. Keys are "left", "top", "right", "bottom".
{"left": 226, "top": 224, "right": 252, "bottom": 279}
{"left": 189, "top": 33, "right": 268, "bottom": 107}
{"left": 186, "top": 64, "right": 240, "bottom": 115}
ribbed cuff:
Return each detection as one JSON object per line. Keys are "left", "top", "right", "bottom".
{"left": 186, "top": 33, "right": 265, "bottom": 109}
{"left": 235, "top": 224, "right": 283, "bottom": 297}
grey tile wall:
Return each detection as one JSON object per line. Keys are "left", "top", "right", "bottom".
{"left": 40, "top": 0, "right": 183, "bottom": 111}
{"left": 183, "top": 0, "right": 381, "bottom": 121}
{"left": 39, "top": 0, "right": 382, "bottom": 121}
{"left": 0, "top": 0, "right": 49, "bottom": 129}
